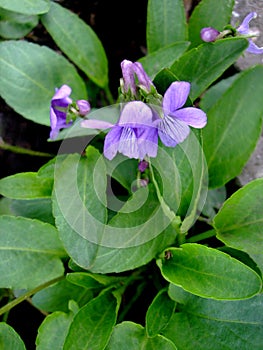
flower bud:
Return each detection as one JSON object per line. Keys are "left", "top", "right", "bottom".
{"left": 200, "top": 27, "right": 220, "bottom": 42}
{"left": 77, "top": 100, "right": 91, "bottom": 116}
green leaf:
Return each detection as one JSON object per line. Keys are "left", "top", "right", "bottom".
{"left": 200, "top": 73, "right": 240, "bottom": 112}
{"left": 203, "top": 65, "right": 263, "bottom": 188}
{"left": 53, "top": 147, "right": 176, "bottom": 273}
{"left": 170, "top": 37, "right": 248, "bottom": 100}
{"left": 0, "top": 216, "right": 66, "bottom": 289}
{"left": 0, "top": 0, "right": 50, "bottom": 15}
{"left": 0, "top": 8, "right": 38, "bottom": 39}
{"left": 41, "top": 2, "right": 108, "bottom": 88}
{"left": 138, "top": 42, "right": 190, "bottom": 79}
{"left": 66, "top": 272, "right": 123, "bottom": 289}
{"left": 32, "top": 279, "right": 93, "bottom": 313}
{"left": 0, "top": 323, "right": 26, "bottom": 350}
{"left": 188, "top": 0, "right": 235, "bottom": 48}
{"left": 63, "top": 291, "right": 118, "bottom": 350}
{"left": 0, "top": 40, "right": 87, "bottom": 126}
{"left": 153, "top": 129, "right": 207, "bottom": 232}
{"left": 146, "top": 0, "right": 187, "bottom": 53}
{"left": 106, "top": 321, "right": 177, "bottom": 350}
{"left": 157, "top": 243, "right": 262, "bottom": 300}
{"left": 164, "top": 285, "right": 263, "bottom": 350}
{"left": 214, "top": 178, "right": 263, "bottom": 273}
{"left": 146, "top": 289, "right": 176, "bottom": 337}
{"left": 36, "top": 311, "right": 73, "bottom": 350}
{"left": 11, "top": 198, "right": 55, "bottom": 224}
{"left": 0, "top": 172, "right": 53, "bottom": 199}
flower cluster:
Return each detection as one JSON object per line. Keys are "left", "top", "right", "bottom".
{"left": 50, "top": 61, "right": 207, "bottom": 160}
{"left": 81, "top": 60, "right": 207, "bottom": 160}
{"left": 200, "top": 12, "right": 263, "bottom": 55}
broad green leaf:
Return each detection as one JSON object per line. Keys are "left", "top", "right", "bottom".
{"left": 203, "top": 65, "right": 263, "bottom": 188}
{"left": 0, "top": 40, "right": 87, "bottom": 126}
{"left": 153, "top": 129, "right": 207, "bottom": 232}
{"left": 170, "top": 37, "right": 248, "bottom": 101}
{"left": 41, "top": 2, "right": 108, "bottom": 88}
{"left": 0, "top": 8, "right": 38, "bottom": 39}
{"left": 36, "top": 311, "right": 73, "bottom": 350}
{"left": 32, "top": 279, "right": 93, "bottom": 313}
{"left": 11, "top": 198, "right": 55, "bottom": 224}
{"left": 188, "top": 0, "right": 235, "bottom": 48}
{"left": 0, "top": 216, "right": 66, "bottom": 289}
{"left": 53, "top": 147, "right": 176, "bottom": 273}
{"left": 164, "top": 285, "right": 263, "bottom": 350}
{"left": 138, "top": 42, "right": 189, "bottom": 79}
{"left": 64, "top": 291, "right": 118, "bottom": 350}
{"left": 146, "top": 289, "right": 176, "bottom": 337}
{"left": 0, "top": 172, "right": 53, "bottom": 199}
{"left": 106, "top": 321, "right": 177, "bottom": 350}
{"left": 146, "top": 0, "right": 187, "bottom": 53}
{"left": 0, "top": 0, "right": 50, "bottom": 15}
{"left": 214, "top": 178, "right": 263, "bottom": 273}
{"left": 157, "top": 243, "right": 262, "bottom": 300}
{"left": 200, "top": 74, "right": 240, "bottom": 112}
{"left": 0, "top": 323, "right": 26, "bottom": 350}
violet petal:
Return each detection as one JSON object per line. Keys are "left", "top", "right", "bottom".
{"left": 246, "top": 39, "right": 263, "bottom": 54}
{"left": 103, "top": 126, "right": 122, "bottom": 160}
{"left": 118, "top": 101, "right": 153, "bottom": 128}
{"left": 163, "top": 81, "right": 191, "bottom": 114}
{"left": 172, "top": 107, "right": 207, "bottom": 128}
{"left": 158, "top": 115, "right": 190, "bottom": 147}
{"left": 237, "top": 12, "right": 257, "bottom": 34}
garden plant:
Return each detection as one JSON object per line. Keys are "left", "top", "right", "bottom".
{"left": 0, "top": 0, "right": 263, "bottom": 349}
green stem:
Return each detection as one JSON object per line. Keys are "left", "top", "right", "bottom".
{"left": 0, "top": 275, "right": 65, "bottom": 316}
{"left": 0, "top": 138, "right": 54, "bottom": 157}
{"left": 104, "top": 85, "right": 115, "bottom": 105}
{"left": 186, "top": 229, "right": 216, "bottom": 243}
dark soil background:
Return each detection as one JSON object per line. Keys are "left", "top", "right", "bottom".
{"left": 0, "top": 1, "right": 202, "bottom": 349}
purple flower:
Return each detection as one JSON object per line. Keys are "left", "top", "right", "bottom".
{"left": 121, "top": 59, "right": 153, "bottom": 95}
{"left": 200, "top": 27, "right": 220, "bottom": 42}
{"left": 237, "top": 12, "right": 263, "bottom": 54}
{"left": 50, "top": 85, "right": 73, "bottom": 139}
{"left": 77, "top": 100, "right": 91, "bottom": 116}
{"left": 157, "top": 82, "right": 207, "bottom": 147}
{"left": 81, "top": 101, "right": 158, "bottom": 160}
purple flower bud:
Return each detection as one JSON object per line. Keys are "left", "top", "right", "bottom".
{"left": 120, "top": 59, "right": 154, "bottom": 96}
{"left": 77, "top": 100, "right": 91, "bottom": 116}
{"left": 138, "top": 160, "right": 149, "bottom": 172}
{"left": 200, "top": 27, "right": 220, "bottom": 42}
{"left": 140, "top": 179, "right": 149, "bottom": 187}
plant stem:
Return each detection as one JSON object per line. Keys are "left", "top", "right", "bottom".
{"left": 104, "top": 85, "right": 115, "bottom": 105}
{"left": 0, "top": 275, "right": 65, "bottom": 316}
{"left": 186, "top": 229, "right": 216, "bottom": 243}
{"left": 0, "top": 137, "right": 54, "bottom": 157}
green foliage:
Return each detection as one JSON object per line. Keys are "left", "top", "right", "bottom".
{"left": 146, "top": 0, "right": 187, "bottom": 53}
{"left": 0, "top": 0, "right": 263, "bottom": 348}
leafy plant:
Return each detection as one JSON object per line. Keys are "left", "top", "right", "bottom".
{"left": 0, "top": 0, "right": 263, "bottom": 348}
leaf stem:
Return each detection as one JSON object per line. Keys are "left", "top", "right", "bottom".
{"left": 186, "top": 229, "right": 216, "bottom": 243}
{"left": 0, "top": 275, "right": 65, "bottom": 316}
{"left": 0, "top": 137, "right": 54, "bottom": 157}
